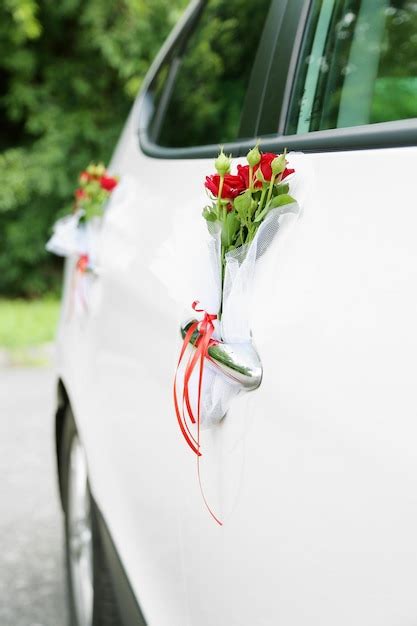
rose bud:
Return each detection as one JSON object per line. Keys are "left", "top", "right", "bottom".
{"left": 271, "top": 154, "right": 287, "bottom": 176}
{"left": 96, "top": 163, "right": 106, "bottom": 177}
{"left": 86, "top": 163, "right": 97, "bottom": 176}
{"left": 247, "top": 145, "right": 261, "bottom": 167}
{"left": 79, "top": 171, "right": 91, "bottom": 184}
{"left": 214, "top": 149, "right": 231, "bottom": 176}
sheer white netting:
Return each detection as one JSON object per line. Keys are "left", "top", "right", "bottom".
{"left": 45, "top": 210, "right": 102, "bottom": 263}
{"left": 46, "top": 212, "right": 103, "bottom": 316}
{"left": 150, "top": 152, "right": 311, "bottom": 427}
{"left": 188, "top": 203, "right": 300, "bottom": 426}
{"left": 46, "top": 211, "right": 83, "bottom": 257}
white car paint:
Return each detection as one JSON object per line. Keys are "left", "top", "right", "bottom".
{"left": 56, "top": 41, "right": 417, "bottom": 626}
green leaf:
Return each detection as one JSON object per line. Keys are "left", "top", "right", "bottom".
{"left": 221, "top": 211, "right": 240, "bottom": 248}
{"left": 202, "top": 207, "right": 217, "bottom": 222}
{"left": 275, "top": 182, "right": 289, "bottom": 195}
{"left": 233, "top": 189, "right": 251, "bottom": 216}
{"left": 253, "top": 205, "right": 269, "bottom": 223}
{"left": 269, "top": 193, "right": 296, "bottom": 208}
{"left": 254, "top": 194, "right": 296, "bottom": 223}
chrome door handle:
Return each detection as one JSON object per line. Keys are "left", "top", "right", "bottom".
{"left": 181, "top": 320, "right": 263, "bottom": 390}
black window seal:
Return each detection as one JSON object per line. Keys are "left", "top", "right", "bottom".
{"left": 262, "top": 119, "right": 417, "bottom": 152}
{"left": 139, "top": 118, "right": 417, "bottom": 160}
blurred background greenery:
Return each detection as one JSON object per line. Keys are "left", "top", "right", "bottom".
{"left": 0, "top": 0, "right": 186, "bottom": 353}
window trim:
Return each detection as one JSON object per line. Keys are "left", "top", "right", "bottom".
{"left": 262, "top": 119, "right": 417, "bottom": 153}
{"left": 138, "top": 0, "right": 417, "bottom": 159}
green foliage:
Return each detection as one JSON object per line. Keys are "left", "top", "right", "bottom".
{"left": 157, "top": 0, "right": 271, "bottom": 147}
{"left": 0, "top": 297, "right": 59, "bottom": 347}
{"left": 0, "top": 0, "right": 186, "bottom": 297}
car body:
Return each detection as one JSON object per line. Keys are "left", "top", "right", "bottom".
{"left": 55, "top": 1, "right": 417, "bottom": 625}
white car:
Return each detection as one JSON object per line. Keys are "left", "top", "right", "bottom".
{"left": 54, "top": 1, "right": 417, "bottom": 625}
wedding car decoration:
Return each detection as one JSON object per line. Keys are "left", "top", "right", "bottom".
{"left": 46, "top": 162, "right": 118, "bottom": 312}
{"left": 174, "top": 146, "right": 298, "bottom": 524}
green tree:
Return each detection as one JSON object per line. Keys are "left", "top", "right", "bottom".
{"left": 0, "top": 0, "right": 186, "bottom": 297}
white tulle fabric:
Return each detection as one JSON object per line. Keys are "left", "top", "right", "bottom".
{"left": 189, "top": 204, "right": 299, "bottom": 426}
{"left": 46, "top": 210, "right": 85, "bottom": 257}
{"left": 46, "top": 205, "right": 106, "bottom": 263}
{"left": 46, "top": 211, "right": 103, "bottom": 316}
{"left": 151, "top": 153, "right": 310, "bottom": 428}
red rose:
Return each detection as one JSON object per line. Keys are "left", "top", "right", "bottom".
{"left": 100, "top": 175, "right": 118, "bottom": 192}
{"left": 237, "top": 164, "right": 251, "bottom": 188}
{"left": 258, "top": 153, "right": 295, "bottom": 183}
{"left": 258, "top": 153, "right": 278, "bottom": 182}
{"left": 75, "top": 188, "right": 86, "bottom": 200}
{"left": 238, "top": 155, "right": 295, "bottom": 189}
{"left": 282, "top": 167, "right": 295, "bottom": 179}
{"left": 205, "top": 174, "right": 245, "bottom": 199}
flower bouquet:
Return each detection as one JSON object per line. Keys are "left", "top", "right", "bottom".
{"left": 46, "top": 162, "right": 118, "bottom": 312}
{"left": 174, "top": 146, "right": 298, "bottom": 466}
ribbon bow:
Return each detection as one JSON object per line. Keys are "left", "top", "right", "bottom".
{"left": 173, "top": 301, "right": 222, "bottom": 525}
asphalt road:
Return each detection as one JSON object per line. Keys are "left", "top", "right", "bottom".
{"left": 0, "top": 367, "right": 68, "bottom": 626}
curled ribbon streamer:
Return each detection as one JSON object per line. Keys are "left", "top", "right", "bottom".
{"left": 173, "top": 301, "right": 223, "bottom": 526}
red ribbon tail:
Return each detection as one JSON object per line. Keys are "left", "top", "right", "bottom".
{"left": 174, "top": 303, "right": 223, "bottom": 525}
{"left": 197, "top": 457, "right": 223, "bottom": 526}
{"left": 173, "top": 377, "right": 201, "bottom": 456}
{"left": 174, "top": 321, "right": 201, "bottom": 456}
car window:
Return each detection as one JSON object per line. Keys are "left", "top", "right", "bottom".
{"left": 148, "top": 0, "right": 271, "bottom": 148}
{"left": 287, "top": 0, "right": 417, "bottom": 134}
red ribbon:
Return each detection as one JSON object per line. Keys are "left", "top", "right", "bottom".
{"left": 76, "top": 254, "right": 89, "bottom": 273}
{"left": 173, "top": 301, "right": 223, "bottom": 526}
{"left": 68, "top": 254, "right": 89, "bottom": 318}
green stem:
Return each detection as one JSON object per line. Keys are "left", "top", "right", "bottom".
{"left": 266, "top": 173, "right": 276, "bottom": 207}
{"left": 217, "top": 174, "right": 225, "bottom": 322}
{"left": 258, "top": 186, "right": 267, "bottom": 214}
{"left": 216, "top": 175, "right": 225, "bottom": 219}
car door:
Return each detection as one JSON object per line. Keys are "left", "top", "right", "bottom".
{"left": 74, "top": 1, "right": 284, "bottom": 625}
{"left": 239, "top": 1, "right": 417, "bottom": 625}
{"left": 72, "top": 0, "right": 417, "bottom": 625}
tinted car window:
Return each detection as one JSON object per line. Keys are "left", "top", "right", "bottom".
{"left": 287, "top": 0, "right": 417, "bottom": 134}
{"left": 149, "top": 0, "right": 271, "bottom": 148}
